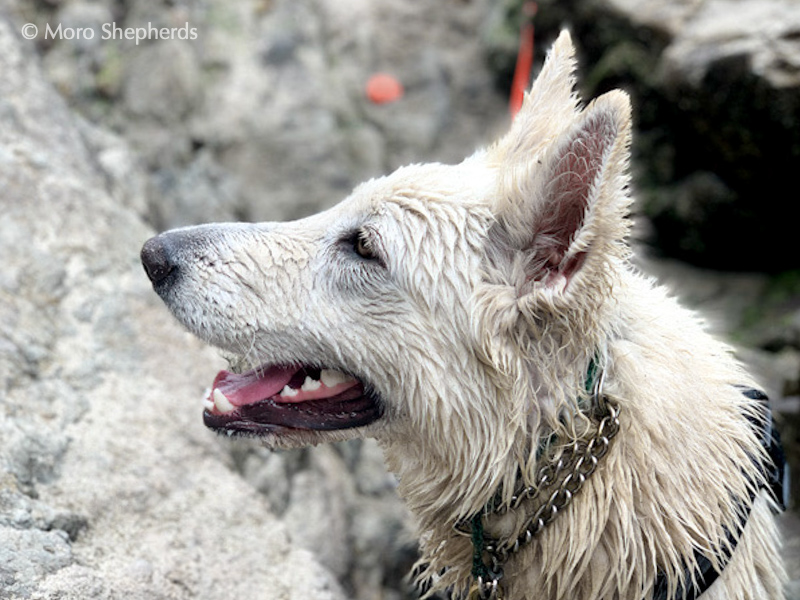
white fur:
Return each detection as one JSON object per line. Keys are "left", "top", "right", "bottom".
{"left": 148, "top": 31, "right": 785, "bottom": 599}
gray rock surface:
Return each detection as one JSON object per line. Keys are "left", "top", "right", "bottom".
{"left": 20, "top": 0, "right": 507, "bottom": 230}
{"left": 0, "top": 18, "right": 344, "bottom": 600}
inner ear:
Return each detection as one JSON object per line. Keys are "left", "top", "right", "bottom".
{"left": 524, "top": 107, "right": 620, "bottom": 286}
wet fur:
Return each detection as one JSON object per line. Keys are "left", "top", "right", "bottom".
{"left": 146, "top": 32, "right": 785, "bottom": 599}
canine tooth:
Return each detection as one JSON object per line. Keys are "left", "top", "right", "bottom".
{"left": 280, "top": 385, "right": 299, "bottom": 397}
{"left": 301, "top": 376, "right": 322, "bottom": 392}
{"left": 202, "top": 388, "right": 214, "bottom": 411}
{"left": 213, "top": 388, "right": 235, "bottom": 413}
{"left": 320, "top": 369, "right": 354, "bottom": 388}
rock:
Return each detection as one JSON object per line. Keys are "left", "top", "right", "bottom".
{"left": 0, "top": 528, "right": 72, "bottom": 594}
{"left": 277, "top": 447, "right": 352, "bottom": 580}
{"left": 656, "top": 0, "right": 800, "bottom": 89}
{"left": 149, "top": 149, "right": 241, "bottom": 229}
{"left": 488, "top": 0, "right": 800, "bottom": 271}
{"left": 122, "top": 40, "right": 200, "bottom": 121}
{"left": 19, "top": 0, "right": 507, "bottom": 230}
{"left": 75, "top": 117, "right": 150, "bottom": 220}
{"left": 629, "top": 0, "right": 800, "bottom": 272}
{"left": 0, "top": 17, "right": 344, "bottom": 600}
{"left": 230, "top": 439, "right": 417, "bottom": 599}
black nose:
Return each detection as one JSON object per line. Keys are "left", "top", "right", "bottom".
{"left": 141, "top": 235, "right": 176, "bottom": 286}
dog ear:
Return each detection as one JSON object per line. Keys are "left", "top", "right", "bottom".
{"left": 495, "top": 90, "right": 633, "bottom": 297}
{"left": 493, "top": 30, "right": 580, "bottom": 163}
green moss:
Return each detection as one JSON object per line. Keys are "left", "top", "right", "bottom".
{"left": 95, "top": 47, "right": 124, "bottom": 99}
{"left": 583, "top": 41, "right": 659, "bottom": 93}
{"left": 764, "top": 271, "right": 800, "bottom": 305}
{"left": 206, "top": 3, "right": 244, "bottom": 34}
{"left": 736, "top": 271, "right": 800, "bottom": 349}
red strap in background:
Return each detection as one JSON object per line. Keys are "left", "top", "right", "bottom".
{"left": 509, "top": 2, "right": 538, "bottom": 119}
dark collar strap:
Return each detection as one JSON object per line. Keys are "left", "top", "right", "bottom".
{"left": 652, "top": 388, "right": 787, "bottom": 599}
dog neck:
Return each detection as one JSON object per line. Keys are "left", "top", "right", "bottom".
{"left": 460, "top": 357, "right": 619, "bottom": 598}
{"left": 444, "top": 385, "right": 785, "bottom": 600}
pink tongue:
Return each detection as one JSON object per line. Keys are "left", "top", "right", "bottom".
{"left": 212, "top": 366, "right": 296, "bottom": 408}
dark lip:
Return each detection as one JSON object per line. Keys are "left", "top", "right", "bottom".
{"left": 202, "top": 383, "right": 383, "bottom": 435}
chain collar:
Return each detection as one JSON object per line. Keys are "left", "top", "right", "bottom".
{"left": 459, "top": 363, "right": 621, "bottom": 600}
{"left": 450, "top": 380, "right": 784, "bottom": 600}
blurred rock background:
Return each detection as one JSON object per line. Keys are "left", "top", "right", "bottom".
{"left": 1, "top": 0, "right": 798, "bottom": 598}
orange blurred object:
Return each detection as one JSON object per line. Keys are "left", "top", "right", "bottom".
{"left": 509, "top": 2, "right": 538, "bottom": 119}
{"left": 366, "top": 73, "right": 404, "bottom": 104}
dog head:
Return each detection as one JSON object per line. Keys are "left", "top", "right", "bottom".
{"left": 141, "top": 31, "right": 633, "bottom": 522}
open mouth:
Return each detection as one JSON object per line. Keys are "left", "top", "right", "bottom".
{"left": 202, "top": 364, "right": 382, "bottom": 436}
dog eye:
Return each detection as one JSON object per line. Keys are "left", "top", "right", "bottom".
{"left": 353, "top": 231, "right": 377, "bottom": 260}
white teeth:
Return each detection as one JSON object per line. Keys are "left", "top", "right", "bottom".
{"left": 301, "top": 376, "right": 322, "bottom": 392}
{"left": 203, "top": 388, "right": 214, "bottom": 411}
{"left": 213, "top": 388, "right": 235, "bottom": 413}
{"left": 279, "top": 385, "right": 299, "bottom": 397}
{"left": 320, "top": 369, "right": 354, "bottom": 388}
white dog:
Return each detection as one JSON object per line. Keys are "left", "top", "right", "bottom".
{"left": 142, "top": 31, "right": 787, "bottom": 600}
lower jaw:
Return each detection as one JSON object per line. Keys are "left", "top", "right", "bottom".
{"left": 202, "top": 387, "right": 383, "bottom": 436}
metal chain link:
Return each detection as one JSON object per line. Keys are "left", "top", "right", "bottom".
{"left": 460, "top": 373, "right": 621, "bottom": 600}
{"left": 467, "top": 576, "right": 502, "bottom": 600}
{"left": 485, "top": 401, "right": 620, "bottom": 571}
